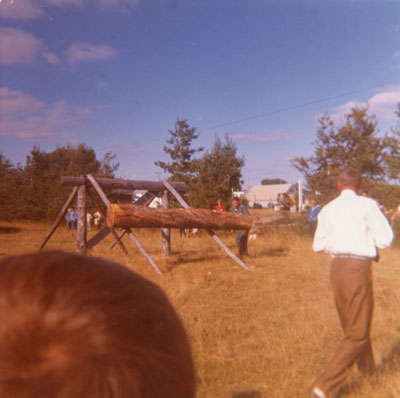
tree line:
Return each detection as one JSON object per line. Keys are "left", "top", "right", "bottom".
{"left": 0, "top": 122, "right": 245, "bottom": 221}
{"left": 2, "top": 103, "right": 400, "bottom": 222}
{"left": 0, "top": 144, "right": 118, "bottom": 221}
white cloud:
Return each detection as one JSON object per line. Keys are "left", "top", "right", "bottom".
{"left": 0, "top": 27, "right": 118, "bottom": 68}
{"left": 46, "top": 0, "right": 84, "bottom": 7}
{"left": 0, "top": 26, "right": 45, "bottom": 65}
{"left": 65, "top": 43, "right": 118, "bottom": 65}
{"left": 97, "top": 0, "right": 139, "bottom": 6}
{"left": 0, "top": 87, "right": 44, "bottom": 116}
{"left": 230, "top": 130, "right": 298, "bottom": 143}
{"left": 42, "top": 51, "right": 62, "bottom": 66}
{"left": 0, "top": 0, "right": 140, "bottom": 20}
{"left": 0, "top": 0, "right": 46, "bottom": 20}
{"left": 0, "top": 87, "right": 90, "bottom": 139}
{"left": 328, "top": 85, "right": 400, "bottom": 124}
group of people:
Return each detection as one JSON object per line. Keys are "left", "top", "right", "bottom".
{"left": 213, "top": 197, "right": 250, "bottom": 258}
{"left": 65, "top": 208, "right": 103, "bottom": 231}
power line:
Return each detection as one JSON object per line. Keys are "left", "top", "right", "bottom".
{"left": 199, "top": 83, "right": 391, "bottom": 131}
{"left": 91, "top": 81, "right": 394, "bottom": 154}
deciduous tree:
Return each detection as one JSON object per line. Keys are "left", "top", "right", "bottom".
{"left": 292, "top": 106, "right": 400, "bottom": 205}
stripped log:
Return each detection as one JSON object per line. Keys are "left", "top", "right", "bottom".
{"left": 107, "top": 204, "right": 255, "bottom": 230}
{"left": 110, "top": 189, "right": 134, "bottom": 198}
{"left": 61, "top": 176, "right": 186, "bottom": 193}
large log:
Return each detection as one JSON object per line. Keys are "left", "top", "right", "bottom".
{"left": 60, "top": 176, "right": 186, "bottom": 193}
{"left": 107, "top": 204, "right": 255, "bottom": 230}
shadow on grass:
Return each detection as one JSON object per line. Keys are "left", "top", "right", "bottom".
{"left": 232, "top": 391, "right": 262, "bottom": 398}
{"left": 0, "top": 226, "right": 21, "bottom": 234}
{"left": 379, "top": 339, "right": 400, "bottom": 369}
{"left": 257, "top": 247, "right": 288, "bottom": 257}
{"left": 164, "top": 253, "right": 223, "bottom": 271}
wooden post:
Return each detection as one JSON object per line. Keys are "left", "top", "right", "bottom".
{"left": 161, "top": 190, "right": 171, "bottom": 256}
{"left": 86, "top": 174, "right": 161, "bottom": 274}
{"left": 39, "top": 186, "right": 78, "bottom": 250}
{"left": 162, "top": 181, "right": 250, "bottom": 270}
{"left": 76, "top": 182, "right": 87, "bottom": 255}
{"left": 86, "top": 176, "right": 128, "bottom": 255}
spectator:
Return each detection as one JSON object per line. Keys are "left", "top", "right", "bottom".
{"left": 214, "top": 199, "right": 226, "bottom": 212}
{"left": 93, "top": 211, "right": 102, "bottom": 229}
{"left": 65, "top": 208, "right": 77, "bottom": 230}
{"left": 65, "top": 208, "right": 74, "bottom": 230}
{"left": 0, "top": 251, "right": 196, "bottom": 398}
{"left": 307, "top": 199, "right": 321, "bottom": 236}
{"left": 230, "top": 197, "right": 250, "bottom": 258}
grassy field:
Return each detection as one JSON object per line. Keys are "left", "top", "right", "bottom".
{"left": 1, "top": 216, "right": 400, "bottom": 397}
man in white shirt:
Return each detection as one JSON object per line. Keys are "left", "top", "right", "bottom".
{"left": 310, "top": 168, "right": 393, "bottom": 398}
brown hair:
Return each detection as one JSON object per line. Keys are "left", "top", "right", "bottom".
{"left": 337, "top": 167, "right": 361, "bottom": 189}
{"left": 0, "top": 251, "right": 195, "bottom": 398}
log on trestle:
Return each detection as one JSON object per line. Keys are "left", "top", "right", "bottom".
{"left": 61, "top": 176, "right": 185, "bottom": 193}
{"left": 107, "top": 204, "right": 255, "bottom": 230}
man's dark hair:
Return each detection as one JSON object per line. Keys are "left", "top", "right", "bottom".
{"left": 337, "top": 167, "right": 361, "bottom": 189}
{"left": 0, "top": 251, "right": 195, "bottom": 397}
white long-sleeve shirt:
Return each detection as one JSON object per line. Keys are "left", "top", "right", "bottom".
{"left": 313, "top": 189, "right": 393, "bottom": 258}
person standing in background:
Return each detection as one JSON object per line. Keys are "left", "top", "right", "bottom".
{"left": 230, "top": 197, "right": 250, "bottom": 258}
{"left": 214, "top": 198, "right": 226, "bottom": 212}
{"left": 308, "top": 199, "right": 321, "bottom": 236}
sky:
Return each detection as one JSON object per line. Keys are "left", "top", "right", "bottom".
{"left": 1, "top": 0, "right": 400, "bottom": 188}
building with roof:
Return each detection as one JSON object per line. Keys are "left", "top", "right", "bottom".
{"left": 245, "top": 184, "right": 297, "bottom": 208}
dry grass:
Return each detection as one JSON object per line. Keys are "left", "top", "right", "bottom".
{"left": 1, "top": 220, "right": 400, "bottom": 397}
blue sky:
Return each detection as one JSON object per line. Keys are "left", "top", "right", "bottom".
{"left": 1, "top": 0, "right": 399, "bottom": 188}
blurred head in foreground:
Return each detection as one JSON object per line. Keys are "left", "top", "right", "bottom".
{"left": 0, "top": 251, "right": 195, "bottom": 398}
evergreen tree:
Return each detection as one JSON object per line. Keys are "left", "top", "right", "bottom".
{"left": 0, "top": 154, "right": 26, "bottom": 221}
{"left": 189, "top": 135, "right": 244, "bottom": 209}
{"left": 154, "top": 119, "right": 203, "bottom": 185}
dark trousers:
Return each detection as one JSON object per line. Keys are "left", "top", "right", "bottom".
{"left": 310, "top": 222, "right": 317, "bottom": 237}
{"left": 313, "top": 257, "right": 375, "bottom": 397}
{"left": 235, "top": 230, "right": 249, "bottom": 257}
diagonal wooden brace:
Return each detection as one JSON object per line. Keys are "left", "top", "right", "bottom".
{"left": 86, "top": 174, "right": 162, "bottom": 274}
{"left": 39, "top": 186, "right": 78, "bottom": 250}
{"left": 86, "top": 183, "right": 128, "bottom": 255}
{"left": 162, "top": 180, "right": 249, "bottom": 270}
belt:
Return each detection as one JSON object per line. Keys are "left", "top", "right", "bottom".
{"left": 332, "top": 253, "right": 373, "bottom": 262}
